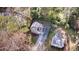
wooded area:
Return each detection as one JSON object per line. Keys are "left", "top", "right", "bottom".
{"left": 0, "top": 7, "right": 79, "bottom": 51}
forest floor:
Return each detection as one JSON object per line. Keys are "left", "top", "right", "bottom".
{"left": 0, "top": 31, "right": 32, "bottom": 51}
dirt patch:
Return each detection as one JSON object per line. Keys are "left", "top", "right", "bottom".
{"left": 0, "top": 31, "right": 32, "bottom": 51}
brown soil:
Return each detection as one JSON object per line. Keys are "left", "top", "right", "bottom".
{"left": 0, "top": 31, "right": 31, "bottom": 51}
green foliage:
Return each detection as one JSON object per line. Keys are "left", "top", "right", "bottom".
{"left": 19, "top": 26, "right": 29, "bottom": 32}
{"left": 68, "top": 8, "right": 79, "bottom": 31}
{"left": 6, "top": 21, "right": 18, "bottom": 31}
{"left": 0, "top": 16, "right": 29, "bottom": 32}
{"left": 31, "top": 7, "right": 68, "bottom": 27}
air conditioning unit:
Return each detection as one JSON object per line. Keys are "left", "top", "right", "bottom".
{"left": 31, "top": 21, "right": 51, "bottom": 50}
{"left": 30, "top": 21, "right": 44, "bottom": 35}
{"left": 51, "top": 31, "right": 65, "bottom": 48}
